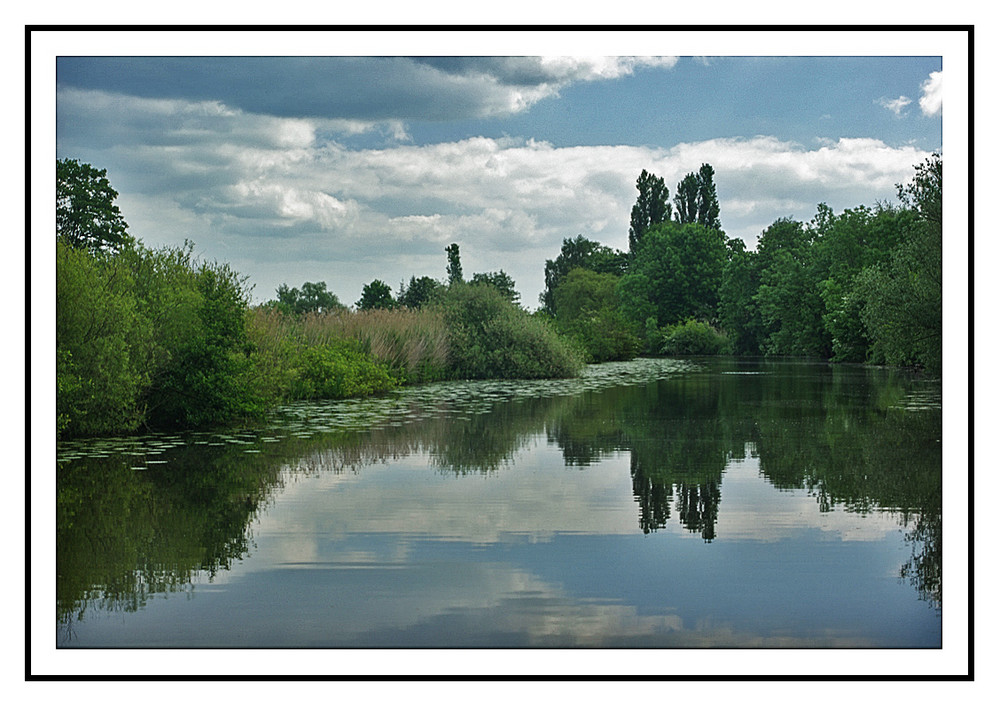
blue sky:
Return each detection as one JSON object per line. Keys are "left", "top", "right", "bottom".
{"left": 54, "top": 44, "right": 944, "bottom": 308}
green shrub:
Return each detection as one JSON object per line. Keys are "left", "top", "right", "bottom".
{"left": 436, "top": 282, "right": 583, "bottom": 379}
{"left": 660, "top": 320, "right": 728, "bottom": 356}
{"left": 289, "top": 340, "right": 400, "bottom": 399}
{"left": 551, "top": 268, "right": 640, "bottom": 363}
{"left": 56, "top": 242, "right": 149, "bottom": 436}
{"left": 143, "top": 259, "right": 269, "bottom": 429}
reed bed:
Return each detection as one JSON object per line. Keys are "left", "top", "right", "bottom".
{"left": 250, "top": 306, "right": 450, "bottom": 385}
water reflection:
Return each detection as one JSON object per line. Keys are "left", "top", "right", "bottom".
{"left": 56, "top": 358, "right": 942, "bottom": 646}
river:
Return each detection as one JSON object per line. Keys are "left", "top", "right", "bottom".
{"left": 56, "top": 357, "right": 942, "bottom": 648}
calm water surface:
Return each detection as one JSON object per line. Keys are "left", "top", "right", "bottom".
{"left": 56, "top": 358, "right": 942, "bottom": 648}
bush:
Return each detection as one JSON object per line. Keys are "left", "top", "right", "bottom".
{"left": 436, "top": 282, "right": 583, "bottom": 379}
{"left": 660, "top": 320, "right": 728, "bottom": 356}
{"left": 289, "top": 340, "right": 400, "bottom": 400}
{"left": 143, "top": 257, "right": 269, "bottom": 429}
{"left": 551, "top": 268, "right": 640, "bottom": 363}
{"left": 56, "top": 242, "right": 149, "bottom": 436}
{"left": 58, "top": 239, "right": 279, "bottom": 435}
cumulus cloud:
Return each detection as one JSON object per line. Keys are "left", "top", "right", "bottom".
{"left": 920, "top": 70, "right": 943, "bottom": 116}
{"left": 57, "top": 88, "right": 934, "bottom": 307}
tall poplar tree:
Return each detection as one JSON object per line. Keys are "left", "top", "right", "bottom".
{"left": 696, "top": 163, "right": 722, "bottom": 230}
{"left": 445, "top": 243, "right": 463, "bottom": 284}
{"left": 674, "top": 163, "right": 721, "bottom": 230}
{"left": 629, "top": 170, "right": 671, "bottom": 255}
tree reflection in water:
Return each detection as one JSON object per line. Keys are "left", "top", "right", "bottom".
{"left": 56, "top": 357, "right": 942, "bottom": 634}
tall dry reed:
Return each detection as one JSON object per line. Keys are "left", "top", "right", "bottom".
{"left": 250, "top": 306, "right": 450, "bottom": 385}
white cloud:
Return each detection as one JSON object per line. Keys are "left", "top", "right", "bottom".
{"left": 57, "top": 89, "right": 934, "bottom": 307}
{"left": 920, "top": 70, "right": 943, "bottom": 116}
{"left": 878, "top": 95, "right": 912, "bottom": 116}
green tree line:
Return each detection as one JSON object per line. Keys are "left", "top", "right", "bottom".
{"left": 56, "top": 154, "right": 942, "bottom": 436}
{"left": 543, "top": 156, "right": 942, "bottom": 370}
{"left": 56, "top": 160, "right": 582, "bottom": 437}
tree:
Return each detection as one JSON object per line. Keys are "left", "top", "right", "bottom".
{"left": 56, "top": 241, "right": 147, "bottom": 435}
{"left": 552, "top": 268, "right": 639, "bottom": 362}
{"left": 273, "top": 281, "right": 345, "bottom": 315}
{"left": 397, "top": 275, "right": 443, "bottom": 309}
{"left": 620, "top": 220, "right": 728, "bottom": 333}
{"left": 540, "top": 235, "right": 628, "bottom": 314}
{"left": 446, "top": 243, "right": 463, "bottom": 284}
{"left": 810, "top": 203, "right": 917, "bottom": 362}
{"left": 56, "top": 158, "right": 133, "bottom": 254}
{"left": 673, "top": 173, "right": 699, "bottom": 226}
{"left": 753, "top": 218, "right": 830, "bottom": 357}
{"left": 629, "top": 170, "right": 671, "bottom": 255}
{"left": 437, "top": 282, "right": 583, "bottom": 380}
{"left": 896, "top": 153, "right": 942, "bottom": 225}
{"left": 674, "top": 163, "right": 721, "bottom": 230}
{"left": 855, "top": 155, "right": 942, "bottom": 370}
{"left": 695, "top": 163, "right": 722, "bottom": 231}
{"left": 470, "top": 270, "right": 520, "bottom": 306}
{"left": 356, "top": 279, "right": 395, "bottom": 310}
{"left": 718, "top": 237, "right": 763, "bottom": 355}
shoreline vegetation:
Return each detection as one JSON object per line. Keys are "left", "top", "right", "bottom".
{"left": 55, "top": 155, "right": 942, "bottom": 438}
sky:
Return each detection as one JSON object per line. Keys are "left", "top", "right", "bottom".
{"left": 54, "top": 43, "right": 943, "bottom": 309}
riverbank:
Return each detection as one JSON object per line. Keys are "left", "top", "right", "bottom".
{"left": 57, "top": 240, "right": 585, "bottom": 439}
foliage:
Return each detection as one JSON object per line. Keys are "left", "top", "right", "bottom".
{"left": 718, "top": 237, "right": 763, "bottom": 355}
{"left": 897, "top": 153, "right": 942, "bottom": 224}
{"left": 753, "top": 218, "right": 830, "bottom": 357}
{"left": 445, "top": 243, "right": 463, "bottom": 284}
{"left": 57, "top": 238, "right": 272, "bottom": 435}
{"left": 143, "top": 258, "right": 267, "bottom": 429}
{"left": 469, "top": 270, "right": 521, "bottom": 306}
{"left": 540, "top": 234, "right": 627, "bottom": 314}
{"left": 856, "top": 222, "right": 942, "bottom": 370}
{"left": 271, "top": 281, "right": 346, "bottom": 315}
{"left": 356, "top": 279, "right": 396, "bottom": 310}
{"left": 289, "top": 340, "right": 400, "bottom": 400}
{"left": 551, "top": 268, "right": 639, "bottom": 362}
{"left": 619, "top": 220, "right": 728, "bottom": 342}
{"left": 851, "top": 155, "right": 942, "bottom": 371}
{"left": 397, "top": 275, "right": 444, "bottom": 309}
{"left": 673, "top": 163, "right": 721, "bottom": 230}
{"left": 56, "top": 158, "right": 134, "bottom": 254}
{"left": 435, "top": 282, "right": 584, "bottom": 380}
{"left": 629, "top": 169, "right": 671, "bottom": 255}
{"left": 56, "top": 242, "right": 148, "bottom": 436}
{"left": 660, "top": 320, "right": 728, "bottom": 356}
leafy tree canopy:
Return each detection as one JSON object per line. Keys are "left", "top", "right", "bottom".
{"left": 272, "top": 281, "right": 346, "bottom": 315}
{"left": 397, "top": 275, "right": 444, "bottom": 309}
{"left": 356, "top": 279, "right": 396, "bottom": 310}
{"left": 56, "top": 158, "right": 134, "bottom": 254}
{"left": 446, "top": 243, "right": 463, "bottom": 284}
{"left": 674, "top": 163, "right": 721, "bottom": 230}
{"left": 470, "top": 270, "right": 520, "bottom": 306}
{"left": 623, "top": 220, "right": 728, "bottom": 328}
{"left": 897, "top": 153, "right": 942, "bottom": 225}
{"left": 629, "top": 169, "right": 671, "bottom": 255}
{"left": 541, "top": 235, "right": 627, "bottom": 314}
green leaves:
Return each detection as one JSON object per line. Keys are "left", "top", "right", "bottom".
{"left": 551, "top": 268, "right": 639, "bottom": 362}
{"left": 56, "top": 158, "right": 133, "bottom": 254}
{"left": 436, "top": 282, "right": 583, "bottom": 380}
{"left": 272, "top": 281, "right": 346, "bottom": 315}
{"left": 356, "top": 279, "right": 395, "bottom": 310}
{"left": 629, "top": 169, "right": 671, "bottom": 255}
